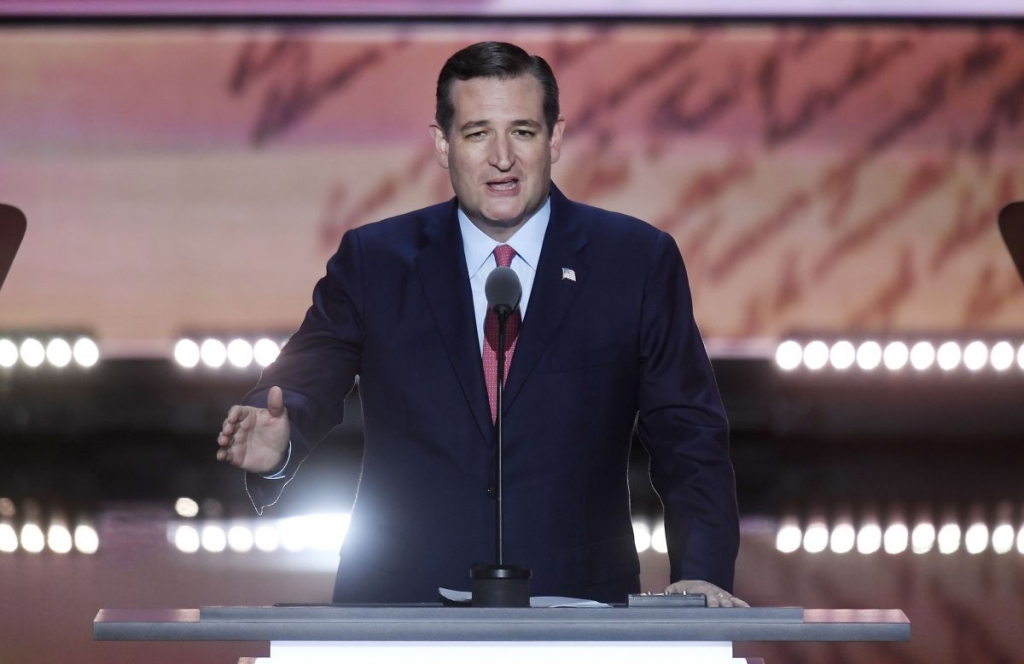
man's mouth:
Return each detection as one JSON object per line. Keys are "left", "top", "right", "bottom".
{"left": 487, "top": 178, "right": 519, "bottom": 192}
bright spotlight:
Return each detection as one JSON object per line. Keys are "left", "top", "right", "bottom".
{"left": 0, "top": 523, "right": 18, "bottom": 552}
{"left": 803, "top": 340, "right": 829, "bottom": 370}
{"left": 856, "top": 523, "right": 882, "bottom": 554}
{"left": 911, "top": 523, "right": 935, "bottom": 553}
{"left": 829, "top": 341, "right": 856, "bottom": 370}
{"left": 254, "top": 524, "right": 280, "bottom": 552}
{"left": 46, "top": 338, "right": 73, "bottom": 368}
{"left": 962, "top": 341, "right": 988, "bottom": 371}
{"left": 651, "top": 524, "right": 668, "bottom": 554}
{"left": 937, "top": 523, "right": 961, "bottom": 554}
{"left": 856, "top": 341, "right": 882, "bottom": 370}
{"left": 633, "top": 521, "right": 652, "bottom": 553}
{"left": 964, "top": 523, "right": 989, "bottom": 554}
{"left": 990, "top": 342, "right": 1014, "bottom": 371}
{"left": 174, "top": 497, "right": 199, "bottom": 518}
{"left": 174, "top": 524, "right": 201, "bottom": 553}
{"left": 1018, "top": 525, "right": 1024, "bottom": 554}
{"left": 254, "top": 338, "right": 281, "bottom": 368}
{"left": 0, "top": 339, "right": 17, "bottom": 368}
{"left": 174, "top": 339, "right": 200, "bottom": 368}
{"left": 937, "top": 342, "right": 961, "bottom": 371}
{"left": 775, "top": 520, "right": 802, "bottom": 553}
{"left": 227, "top": 339, "right": 254, "bottom": 368}
{"left": 72, "top": 338, "right": 100, "bottom": 368}
{"left": 47, "top": 524, "right": 73, "bottom": 554}
{"left": 74, "top": 524, "right": 99, "bottom": 554}
{"left": 200, "top": 339, "right": 227, "bottom": 368}
{"left": 803, "top": 521, "right": 829, "bottom": 553}
{"left": 20, "top": 523, "right": 45, "bottom": 553}
{"left": 775, "top": 340, "right": 802, "bottom": 371}
{"left": 991, "top": 524, "right": 1014, "bottom": 554}
{"left": 830, "top": 523, "right": 856, "bottom": 554}
{"left": 201, "top": 525, "right": 227, "bottom": 553}
{"left": 883, "top": 523, "right": 909, "bottom": 554}
{"left": 19, "top": 338, "right": 45, "bottom": 368}
{"left": 910, "top": 341, "right": 935, "bottom": 370}
{"left": 883, "top": 342, "right": 909, "bottom": 370}
{"left": 1018, "top": 344, "right": 1024, "bottom": 370}
{"left": 227, "top": 525, "right": 254, "bottom": 553}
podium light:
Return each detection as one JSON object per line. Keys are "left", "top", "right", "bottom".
{"left": 829, "top": 341, "right": 856, "bottom": 370}
{"left": 936, "top": 342, "right": 961, "bottom": 371}
{"left": 174, "top": 340, "right": 201, "bottom": 368}
{"left": 174, "top": 524, "right": 201, "bottom": 553}
{"left": 776, "top": 519, "right": 802, "bottom": 553}
{"left": 227, "top": 339, "right": 254, "bottom": 368}
{"left": 909, "top": 342, "right": 935, "bottom": 370}
{"left": 174, "top": 497, "right": 199, "bottom": 518}
{"left": 74, "top": 524, "right": 99, "bottom": 554}
{"left": 990, "top": 342, "right": 1014, "bottom": 370}
{"left": 856, "top": 523, "right": 882, "bottom": 554}
{"left": 47, "top": 523, "right": 73, "bottom": 554}
{"left": 650, "top": 525, "right": 668, "bottom": 554}
{"left": 829, "top": 522, "right": 855, "bottom": 554}
{"left": 775, "top": 340, "right": 802, "bottom": 370}
{"left": 633, "top": 521, "right": 652, "bottom": 553}
{"left": 883, "top": 342, "right": 908, "bottom": 371}
{"left": 856, "top": 341, "right": 882, "bottom": 370}
{"left": 963, "top": 342, "right": 988, "bottom": 371}
{"left": 46, "top": 338, "right": 73, "bottom": 368}
{"left": 0, "top": 338, "right": 16, "bottom": 368}
{"left": 911, "top": 522, "right": 935, "bottom": 553}
{"left": 201, "top": 525, "right": 227, "bottom": 553}
{"left": 0, "top": 523, "right": 17, "bottom": 553}
{"left": 937, "top": 524, "right": 961, "bottom": 554}
{"left": 253, "top": 338, "right": 281, "bottom": 367}
{"left": 227, "top": 525, "right": 254, "bottom": 553}
{"left": 964, "top": 523, "right": 989, "bottom": 554}
{"left": 802, "top": 521, "right": 828, "bottom": 553}
{"left": 200, "top": 339, "right": 227, "bottom": 368}
{"left": 20, "top": 523, "right": 45, "bottom": 553}
{"left": 883, "top": 523, "right": 908, "bottom": 554}
{"left": 73, "top": 338, "right": 100, "bottom": 367}
{"left": 254, "top": 524, "right": 280, "bottom": 552}
{"left": 803, "top": 341, "right": 829, "bottom": 370}
{"left": 991, "top": 524, "right": 1014, "bottom": 554}
{"left": 19, "top": 338, "right": 45, "bottom": 368}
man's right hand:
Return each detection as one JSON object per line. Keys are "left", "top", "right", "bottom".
{"left": 216, "top": 385, "right": 291, "bottom": 474}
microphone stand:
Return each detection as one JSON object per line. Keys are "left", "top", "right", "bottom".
{"left": 470, "top": 302, "right": 531, "bottom": 607}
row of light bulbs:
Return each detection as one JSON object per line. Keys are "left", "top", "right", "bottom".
{"left": 0, "top": 522, "right": 100, "bottom": 555}
{"left": 775, "top": 518, "right": 1024, "bottom": 555}
{"left": 776, "top": 339, "right": 1024, "bottom": 373}
{"left": 173, "top": 338, "right": 284, "bottom": 370}
{"left": 0, "top": 337, "right": 100, "bottom": 369}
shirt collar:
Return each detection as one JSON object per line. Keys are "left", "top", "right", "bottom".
{"left": 458, "top": 197, "right": 551, "bottom": 278}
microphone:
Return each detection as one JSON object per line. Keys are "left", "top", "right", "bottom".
{"left": 471, "top": 264, "right": 531, "bottom": 607}
{"left": 485, "top": 266, "right": 522, "bottom": 321}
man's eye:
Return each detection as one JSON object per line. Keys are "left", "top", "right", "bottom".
{"left": 513, "top": 130, "right": 536, "bottom": 137}
{"left": 466, "top": 131, "right": 486, "bottom": 139}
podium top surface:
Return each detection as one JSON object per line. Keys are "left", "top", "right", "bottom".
{"left": 93, "top": 605, "right": 910, "bottom": 643}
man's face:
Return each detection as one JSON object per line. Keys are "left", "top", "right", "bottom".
{"left": 430, "top": 75, "right": 565, "bottom": 241}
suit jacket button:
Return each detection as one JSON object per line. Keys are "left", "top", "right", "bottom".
{"left": 486, "top": 486, "right": 497, "bottom": 499}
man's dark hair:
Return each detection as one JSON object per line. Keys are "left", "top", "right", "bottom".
{"left": 435, "top": 41, "right": 560, "bottom": 136}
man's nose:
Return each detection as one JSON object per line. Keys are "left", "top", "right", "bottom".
{"left": 489, "top": 135, "right": 514, "bottom": 170}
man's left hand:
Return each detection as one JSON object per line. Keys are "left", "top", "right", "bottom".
{"left": 664, "top": 580, "right": 750, "bottom": 608}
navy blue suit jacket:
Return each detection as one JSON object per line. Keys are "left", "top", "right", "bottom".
{"left": 244, "top": 184, "right": 739, "bottom": 604}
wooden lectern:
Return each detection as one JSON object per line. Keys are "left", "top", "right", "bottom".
{"left": 94, "top": 604, "right": 910, "bottom": 663}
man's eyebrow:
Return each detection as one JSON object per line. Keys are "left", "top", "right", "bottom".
{"left": 458, "top": 120, "right": 492, "bottom": 132}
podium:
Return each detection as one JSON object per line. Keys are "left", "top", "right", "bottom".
{"left": 94, "top": 605, "right": 910, "bottom": 663}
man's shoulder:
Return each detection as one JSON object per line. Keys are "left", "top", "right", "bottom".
{"left": 557, "top": 190, "right": 666, "bottom": 246}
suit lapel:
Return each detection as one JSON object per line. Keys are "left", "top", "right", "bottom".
{"left": 415, "top": 200, "right": 494, "bottom": 444}
{"left": 502, "top": 185, "right": 589, "bottom": 416}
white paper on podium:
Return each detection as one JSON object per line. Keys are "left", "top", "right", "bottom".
{"left": 438, "top": 587, "right": 611, "bottom": 608}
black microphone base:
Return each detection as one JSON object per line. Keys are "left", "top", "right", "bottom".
{"left": 470, "top": 564, "right": 532, "bottom": 607}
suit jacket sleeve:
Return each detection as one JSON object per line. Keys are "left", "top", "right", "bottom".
{"left": 635, "top": 231, "right": 740, "bottom": 592}
{"left": 243, "top": 230, "right": 366, "bottom": 513}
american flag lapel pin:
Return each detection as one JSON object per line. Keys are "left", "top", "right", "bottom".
{"left": 561, "top": 267, "right": 576, "bottom": 282}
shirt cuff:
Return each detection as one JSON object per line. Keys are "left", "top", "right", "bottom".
{"left": 261, "top": 441, "right": 292, "bottom": 480}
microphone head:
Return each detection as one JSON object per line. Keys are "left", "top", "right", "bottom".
{"left": 485, "top": 266, "right": 522, "bottom": 319}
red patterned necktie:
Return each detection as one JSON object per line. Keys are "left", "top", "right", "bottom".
{"left": 483, "top": 244, "right": 522, "bottom": 423}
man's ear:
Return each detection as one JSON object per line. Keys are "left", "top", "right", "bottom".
{"left": 429, "top": 124, "right": 451, "bottom": 170}
{"left": 548, "top": 115, "right": 566, "bottom": 165}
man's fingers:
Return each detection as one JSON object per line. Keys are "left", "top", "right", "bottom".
{"left": 267, "top": 386, "right": 286, "bottom": 418}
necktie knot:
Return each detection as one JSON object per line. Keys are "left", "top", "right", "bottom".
{"left": 494, "top": 244, "right": 516, "bottom": 268}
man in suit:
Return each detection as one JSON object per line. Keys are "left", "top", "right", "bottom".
{"left": 218, "top": 41, "right": 745, "bottom": 607}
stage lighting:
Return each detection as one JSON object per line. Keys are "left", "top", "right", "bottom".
{"left": 227, "top": 525, "right": 254, "bottom": 553}
{"left": 775, "top": 340, "right": 802, "bottom": 370}
{"left": 227, "top": 339, "right": 254, "bottom": 368}
{"left": 883, "top": 523, "right": 909, "bottom": 554}
{"left": 0, "top": 523, "right": 17, "bottom": 553}
{"left": 803, "top": 340, "right": 829, "bottom": 370}
{"left": 882, "top": 342, "right": 908, "bottom": 371}
{"left": 990, "top": 341, "right": 1014, "bottom": 371}
{"left": 856, "top": 341, "right": 882, "bottom": 370}
{"left": 775, "top": 519, "right": 802, "bottom": 553}
{"left": 19, "top": 338, "right": 45, "bottom": 368}
{"left": 911, "top": 522, "right": 935, "bottom": 553}
{"left": 936, "top": 342, "right": 961, "bottom": 371}
{"left": 200, "top": 339, "right": 227, "bottom": 368}
{"left": 254, "top": 524, "right": 280, "bottom": 552}
{"left": 964, "top": 523, "right": 989, "bottom": 554}
{"left": 802, "top": 520, "right": 828, "bottom": 553}
{"left": 174, "top": 524, "right": 201, "bottom": 553}
{"left": 829, "top": 341, "right": 856, "bottom": 370}
{"left": 174, "top": 497, "right": 199, "bottom": 518}
{"left": 20, "top": 523, "right": 45, "bottom": 553}
{"left": 45, "top": 338, "right": 72, "bottom": 368}
{"left": 937, "top": 523, "right": 961, "bottom": 554}
{"left": 174, "top": 339, "right": 200, "bottom": 368}
{"left": 856, "top": 523, "right": 882, "bottom": 554}
{"left": 201, "top": 525, "right": 227, "bottom": 553}
{"left": 72, "top": 338, "right": 100, "bottom": 368}
{"left": 963, "top": 342, "right": 988, "bottom": 371}
{"left": 74, "top": 524, "right": 99, "bottom": 554}
{"left": 633, "top": 521, "right": 652, "bottom": 553}
{"left": 651, "top": 524, "right": 668, "bottom": 554}
{"left": 829, "top": 522, "right": 856, "bottom": 554}
{"left": 909, "top": 341, "right": 935, "bottom": 370}
{"left": 253, "top": 338, "right": 281, "bottom": 368}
